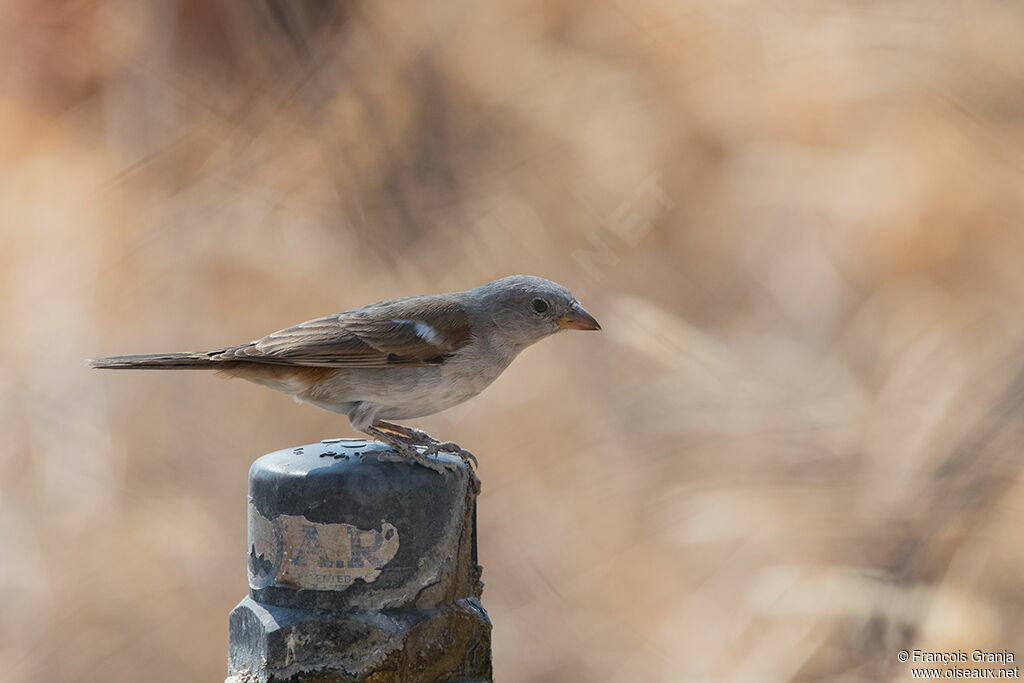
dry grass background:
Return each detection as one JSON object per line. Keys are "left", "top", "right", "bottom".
{"left": 3, "top": 1, "right": 1024, "bottom": 681}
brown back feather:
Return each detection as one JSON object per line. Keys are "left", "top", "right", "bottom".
{"left": 211, "top": 296, "right": 473, "bottom": 368}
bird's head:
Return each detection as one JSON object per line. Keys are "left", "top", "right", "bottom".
{"left": 473, "top": 275, "right": 600, "bottom": 348}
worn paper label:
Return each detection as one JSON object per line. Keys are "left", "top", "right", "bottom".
{"left": 248, "top": 503, "right": 399, "bottom": 591}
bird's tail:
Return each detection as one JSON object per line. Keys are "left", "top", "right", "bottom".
{"left": 88, "top": 352, "right": 221, "bottom": 369}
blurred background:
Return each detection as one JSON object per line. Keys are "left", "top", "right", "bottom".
{"left": 3, "top": 1, "right": 1024, "bottom": 681}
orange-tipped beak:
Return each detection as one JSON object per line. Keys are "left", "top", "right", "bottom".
{"left": 559, "top": 304, "right": 601, "bottom": 331}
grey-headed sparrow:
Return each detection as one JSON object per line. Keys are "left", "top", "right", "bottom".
{"left": 91, "top": 275, "right": 600, "bottom": 476}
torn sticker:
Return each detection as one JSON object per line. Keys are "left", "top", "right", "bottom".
{"left": 248, "top": 503, "right": 399, "bottom": 591}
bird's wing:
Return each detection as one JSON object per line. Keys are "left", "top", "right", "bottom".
{"left": 212, "top": 296, "right": 474, "bottom": 368}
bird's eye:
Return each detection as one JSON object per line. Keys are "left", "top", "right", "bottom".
{"left": 532, "top": 298, "right": 549, "bottom": 314}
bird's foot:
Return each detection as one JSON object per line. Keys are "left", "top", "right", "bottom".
{"left": 375, "top": 421, "right": 479, "bottom": 468}
{"left": 364, "top": 426, "right": 460, "bottom": 476}
{"left": 407, "top": 446, "right": 460, "bottom": 476}
{"left": 366, "top": 424, "right": 480, "bottom": 492}
{"left": 418, "top": 440, "right": 480, "bottom": 493}
{"left": 420, "top": 441, "right": 479, "bottom": 469}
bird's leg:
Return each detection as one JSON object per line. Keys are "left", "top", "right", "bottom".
{"left": 363, "top": 425, "right": 458, "bottom": 476}
{"left": 373, "top": 421, "right": 434, "bottom": 445}
{"left": 375, "top": 420, "right": 479, "bottom": 468}
{"left": 369, "top": 421, "right": 480, "bottom": 493}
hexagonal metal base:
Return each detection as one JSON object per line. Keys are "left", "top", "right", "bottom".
{"left": 228, "top": 596, "right": 492, "bottom": 682}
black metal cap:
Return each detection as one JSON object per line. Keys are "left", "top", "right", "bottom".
{"left": 246, "top": 439, "right": 480, "bottom": 612}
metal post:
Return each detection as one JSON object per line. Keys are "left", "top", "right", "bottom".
{"left": 227, "top": 438, "right": 492, "bottom": 683}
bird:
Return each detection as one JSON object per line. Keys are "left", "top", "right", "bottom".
{"left": 90, "top": 275, "right": 600, "bottom": 478}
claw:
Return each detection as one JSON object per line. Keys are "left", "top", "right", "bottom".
{"left": 422, "top": 441, "right": 478, "bottom": 468}
{"left": 411, "top": 451, "right": 453, "bottom": 475}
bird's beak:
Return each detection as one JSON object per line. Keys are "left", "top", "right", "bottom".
{"left": 559, "top": 303, "right": 601, "bottom": 331}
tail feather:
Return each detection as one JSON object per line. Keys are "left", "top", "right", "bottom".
{"left": 88, "top": 352, "right": 221, "bottom": 369}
